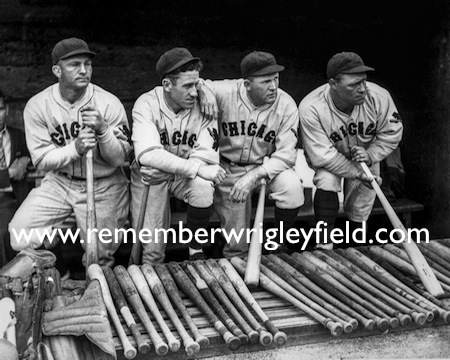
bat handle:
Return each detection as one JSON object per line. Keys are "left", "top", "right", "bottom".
{"left": 128, "top": 184, "right": 150, "bottom": 266}
{"left": 85, "top": 149, "right": 98, "bottom": 277}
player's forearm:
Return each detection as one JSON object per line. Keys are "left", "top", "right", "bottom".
{"left": 138, "top": 148, "right": 201, "bottom": 178}
{"left": 322, "top": 153, "right": 362, "bottom": 179}
{"left": 97, "top": 127, "right": 130, "bottom": 167}
{"left": 261, "top": 156, "right": 292, "bottom": 180}
{"left": 33, "top": 142, "right": 81, "bottom": 171}
{"left": 366, "top": 138, "right": 402, "bottom": 164}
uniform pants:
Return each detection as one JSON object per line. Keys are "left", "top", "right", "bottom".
{"left": 313, "top": 162, "right": 380, "bottom": 222}
{"left": 215, "top": 161, "right": 304, "bottom": 258}
{"left": 9, "top": 170, "right": 129, "bottom": 268}
{"left": 130, "top": 166, "right": 215, "bottom": 265}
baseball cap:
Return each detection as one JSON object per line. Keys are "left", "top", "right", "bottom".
{"left": 156, "top": 47, "right": 200, "bottom": 80}
{"left": 240, "top": 51, "right": 285, "bottom": 78}
{"left": 326, "top": 52, "right": 374, "bottom": 79}
{"left": 52, "top": 37, "right": 96, "bottom": 65}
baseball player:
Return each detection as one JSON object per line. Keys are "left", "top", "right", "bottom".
{"left": 299, "top": 51, "right": 403, "bottom": 249}
{"left": 199, "top": 50, "right": 304, "bottom": 258}
{"left": 9, "top": 37, "right": 132, "bottom": 268}
{"left": 130, "top": 47, "right": 225, "bottom": 265}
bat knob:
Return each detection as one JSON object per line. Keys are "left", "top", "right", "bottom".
{"left": 411, "top": 312, "right": 426, "bottom": 326}
{"left": 225, "top": 334, "right": 241, "bottom": 351}
{"left": 397, "top": 314, "right": 412, "bottom": 327}
{"left": 237, "top": 333, "right": 248, "bottom": 345}
{"left": 155, "top": 342, "right": 169, "bottom": 356}
{"left": 349, "top": 318, "right": 358, "bottom": 331}
{"left": 388, "top": 317, "right": 400, "bottom": 329}
{"left": 247, "top": 330, "right": 259, "bottom": 343}
{"left": 361, "top": 319, "right": 376, "bottom": 331}
{"left": 185, "top": 341, "right": 201, "bottom": 357}
{"left": 273, "top": 331, "right": 287, "bottom": 346}
{"left": 137, "top": 342, "right": 151, "bottom": 354}
{"left": 376, "top": 317, "right": 389, "bottom": 332}
{"left": 326, "top": 321, "right": 343, "bottom": 337}
{"left": 258, "top": 330, "right": 273, "bottom": 346}
{"left": 343, "top": 322, "right": 354, "bottom": 334}
{"left": 195, "top": 335, "right": 210, "bottom": 349}
{"left": 124, "top": 347, "right": 137, "bottom": 359}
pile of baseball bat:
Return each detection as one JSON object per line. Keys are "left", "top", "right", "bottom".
{"left": 89, "top": 241, "right": 450, "bottom": 358}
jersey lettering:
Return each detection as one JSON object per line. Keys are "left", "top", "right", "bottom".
{"left": 160, "top": 131, "right": 169, "bottom": 145}
{"left": 50, "top": 125, "right": 65, "bottom": 146}
{"left": 162, "top": 130, "right": 198, "bottom": 149}
{"left": 329, "top": 121, "right": 376, "bottom": 143}
{"left": 222, "top": 121, "right": 276, "bottom": 144}
{"left": 207, "top": 127, "right": 219, "bottom": 151}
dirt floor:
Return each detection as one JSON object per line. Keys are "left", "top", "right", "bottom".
{"left": 212, "top": 325, "right": 450, "bottom": 359}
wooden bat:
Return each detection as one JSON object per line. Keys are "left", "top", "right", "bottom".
{"left": 167, "top": 262, "right": 241, "bottom": 350}
{"left": 182, "top": 262, "right": 249, "bottom": 345}
{"left": 205, "top": 259, "right": 273, "bottom": 346}
{"left": 360, "top": 162, "right": 444, "bottom": 297}
{"left": 343, "top": 248, "right": 437, "bottom": 320}
{"left": 102, "top": 267, "right": 150, "bottom": 354}
{"left": 275, "top": 253, "right": 376, "bottom": 331}
{"left": 418, "top": 243, "right": 450, "bottom": 273}
{"left": 140, "top": 264, "right": 200, "bottom": 357}
{"left": 312, "top": 250, "right": 412, "bottom": 327}
{"left": 153, "top": 265, "right": 210, "bottom": 349}
{"left": 422, "top": 241, "right": 450, "bottom": 262}
{"left": 261, "top": 256, "right": 358, "bottom": 332}
{"left": 113, "top": 265, "right": 169, "bottom": 355}
{"left": 290, "top": 253, "right": 390, "bottom": 332}
{"left": 245, "top": 157, "right": 268, "bottom": 288}
{"left": 194, "top": 261, "right": 259, "bottom": 342}
{"left": 355, "top": 247, "right": 450, "bottom": 323}
{"left": 325, "top": 250, "right": 428, "bottom": 326}
{"left": 85, "top": 150, "right": 98, "bottom": 277}
{"left": 233, "top": 257, "right": 343, "bottom": 336}
{"left": 218, "top": 258, "right": 287, "bottom": 346}
{"left": 87, "top": 264, "right": 137, "bottom": 359}
{"left": 128, "top": 184, "right": 150, "bottom": 266}
{"left": 126, "top": 265, "right": 181, "bottom": 352}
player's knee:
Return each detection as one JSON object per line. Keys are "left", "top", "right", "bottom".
{"left": 271, "top": 170, "right": 305, "bottom": 208}
{"left": 187, "top": 177, "right": 214, "bottom": 206}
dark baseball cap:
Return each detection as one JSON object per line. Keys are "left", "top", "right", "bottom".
{"left": 156, "top": 47, "right": 200, "bottom": 80}
{"left": 240, "top": 51, "right": 285, "bottom": 78}
{"left": 52, "top": 37, "right": 96, "bottom": 65}
{"left": 326, "top": 52, "right": 374, "bottom": 79}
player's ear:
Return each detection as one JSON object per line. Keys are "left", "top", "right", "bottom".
{"left": 328, "top": 78, "right": 337, "bottom": 89}
{"left": 162, "top": 78, "right": 172, "bottom": 92}
{"left": 243, "top": 78, "right": 252, "bottom": 91}
{"left": 52, "top": 65, "right": 62, "bottom": 79}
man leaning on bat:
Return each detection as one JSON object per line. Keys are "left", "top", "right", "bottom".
{"left": 198, "top": 51, "right": 304, "bottom": 258}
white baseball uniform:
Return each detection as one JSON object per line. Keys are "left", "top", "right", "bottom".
{"left": 205, "top": 79, "right": 304, "bottom": 258}
{"left": 130, "top": 86, "right": 219, "bottom": 264}
{"left": 10, "top": 83, "right": 131, "bottom": 267}
{"left": 299, "top": 81, "right": 403, "bottom": 221}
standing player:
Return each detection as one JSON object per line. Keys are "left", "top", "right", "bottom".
{"left": 130, "top": 47, "right": 225, "bottom": 264}
{"left": 199, "top": 51, "right": 304, "bottom": 258}
{"left": 299, "top": 51, "right": 403, "bottom": 249}
{"left": 9, "top": 37, "right": 131, "bottom": 268}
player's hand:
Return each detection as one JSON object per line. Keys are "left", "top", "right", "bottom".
{"left": 356, "top": 170, "right": 382, "bottom": 189}
{"left": 197, "top": 81, "right": 218, "bottom": 121}
{"left": 351, "top": 146, "right": 372, "bottom": 166}
{"left": 75, "top": 127, "right": 97, "bottom": 155}
{"left": 81, "top": 105, "right": 108, "bottom": 134}
{"left": 8, "top": 156, "right": 30, "bottom": 181}
{"left": 197, "top": 164, "right": 226, "bottom": 185}
{"left": 229, "top": 172, "right": 259, "bottom": 203}
{"left": 140, "top": 166, "right": 174, "bottom": 185}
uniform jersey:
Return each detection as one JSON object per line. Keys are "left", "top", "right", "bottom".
{"left": 205, "top": 79, "right": 299, "bottom": 180}
{"left": 132, "top": 86, "right": 219, "bottom": 178}
{"left": 24, "top": 83, "right": 131, "bottom": 178}
{"left": 299, "top": 81, "right": 403, "bottom": 178}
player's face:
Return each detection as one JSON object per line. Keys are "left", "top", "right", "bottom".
{"left": 165, "top": 71, "right": 199, "bottom": 112}
{"left": 332, "top": 73, "right": 368, "bottom": 107}
{"left": 0, "top": 98, "right": 7, "bottom": 130}
{"left": 245, "top": 73, "right": 279, "bottom": 106}
{"left": 53, "top": 55, "right": 93, "bottom": 91}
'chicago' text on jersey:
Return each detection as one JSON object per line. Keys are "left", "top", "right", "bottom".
{"left": 221, "top": 120, "right": 276, "bottom": 144}
{"left": 329, "top": 121, "right": 376, "bottom": 143}
{"left": 160, "top": 130, "right": 197, "bottom": 148}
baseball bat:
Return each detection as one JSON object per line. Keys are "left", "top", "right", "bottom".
{"left": 360, "top": 162, "right": 444, "bottom": 297}
{"left": 182, "top": 262, "right": 249, "bottom": 345}
{"left": 194, "top": 261, "right": 259, "bottom": 342}
{"left": 140, "top": 264, "right": 200, "bottom": 357}
{"left": 273, "top": 254, "right": 376, "bottom": 331}
{"left": 325, "top": 249, "right": 427, "bottom": 326}
{"left": 128, "top": 183, "right": 150, "bottom": 266}
{"left": 85, "top": 150, "right": 99, "bottom": 276}
{"left": 153, "top": 265, "right": 210, "bottom": 349}
{"left": 102, "top": 267, "right": 150, "bottom": 354}
{"left": 418, "top": 243, "right": 450, "bottom": 274}
{"left": 251, "top": 258, "right": 345, "bottom": 336}
{"left": 423, "top": 241, "right": 450, "bottom": 262}
{"left": 113, "top": 265, "right": 169, "bottom": 355}
{"left": 87, "top": 264, "right": 137, "bottom": 359}
{"left": 343, "top": 248, "right": 437, "bottom": 319}
{"left": 218, "top": 258, "right": 288, "bottom": 346}
{"left": 357, "top": 247, "right": 450, "bottom": 323}
{"left": 261, "top": 256, "right": 358, "bottom": 332}
{"left": 312, "top": 250, "right": 412, "bottom": 327}
{"left": 384, "top": 244, "right": 450, "bottom": 289}
{"left": 205, "top": 259, "right": 273, "bottom": 346}
{"left": 126, "top": 265, "right": 181, "bottom": 352}
{"left": 245, "top": 173, "right": 267, "bottom": 288}
{"left": 291, "top": 252, "right": 390, "bottom": 332}
{"left": 369, "top": 246, "right": 450, "bottom": 293}
{"left": 167, "top": 262, "right": 241, "bottom": 350}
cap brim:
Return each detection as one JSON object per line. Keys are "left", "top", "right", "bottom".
{"left": 59, "top": 49, "right": 96, "bottom": 62}
{"left": 342, "top": 65, "right": 375, "bottom": 74}
{"left": 250, "top": 64, "right": 285, "bottom": 77}
{"left": 164, "top": 56, "right": 201, "bottom": 76}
